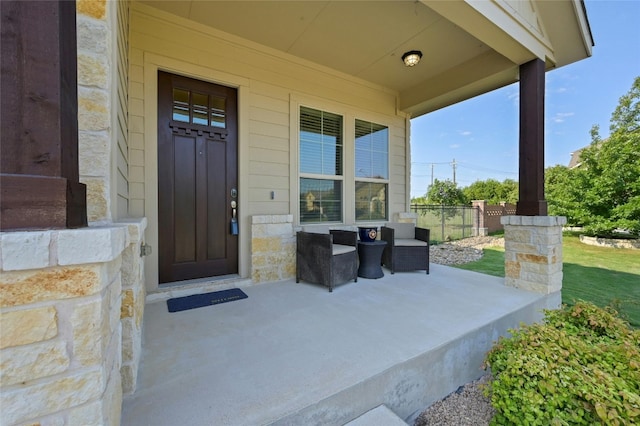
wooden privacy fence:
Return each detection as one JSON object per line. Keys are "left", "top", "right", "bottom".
{"left": 471, "top": 200, "right": 517, "bottom": 235}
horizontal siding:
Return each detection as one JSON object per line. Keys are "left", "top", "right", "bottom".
{"left": 249, "top": 120, "right": 289, "bottom": 141}
{"left": 129, "top": 182, "right": 144, "bottom": 199}
{"left": 130, "top": 3, "right": 411, "bottom": 224}
{"left": 250, "top": 199, "right": 289, "bottom": 214}
{"left": 249, "top": 107, "right": 289, "bottom": 130}
{"left": 246, "top": 81, "right": 292, "bottom": 213}
{"left": 248, "top": 147, "right": 289, "bottom": 165}
{"left": 116, "top": 0, "right": 130, "bottom": 219}
{"left": 117, "top": 195, "right": 129, "bottom": 218}
{"left": 249, "top": 134, "right": 290, "bottom": 153}
{"left": 117, "top": 168, "right": 129, "bottom": 200}
{"left": 248, "top": 176, "right": 290, "bottom": 190}
{"left": 247, "top": 161, "right": 289, "bottom": 178}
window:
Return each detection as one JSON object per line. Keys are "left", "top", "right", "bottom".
{"left": 299, "top": 106, "right": 343, "bottom": 223}
{"left": 355, "top": 119, "right": 388, "bottom": 221}
{"left": 172, "top": 88, "right": 226, "bottom": 128}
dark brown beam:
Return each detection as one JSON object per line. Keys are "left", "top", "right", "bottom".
{"left": 1, "top": 0, "right": 86, "bottom": 230}
{"left": 516, "top": 59, "right": 547, "bottom": 216}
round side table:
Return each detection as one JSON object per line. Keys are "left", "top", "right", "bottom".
{"left": 357, "top": 241, "right": 387, "bottom": 279}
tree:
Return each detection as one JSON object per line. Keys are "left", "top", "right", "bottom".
{"left": 462, "top": 178, "right": 518, "bottom": 204}
{"left": 546, "top": 165, "right": 585, "bottom": 223}
{"left": 411, "top": 195, "right": 429, "bottom": 205}
{"left": 426, "top": 179, "right": 467, "bottom": 205}
{"left": 547, "top": 76, "right": 640, "bottom": 237}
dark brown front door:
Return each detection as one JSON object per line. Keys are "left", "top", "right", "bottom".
{"left": 157, "top": 71, "right": 238, "bottom": 284}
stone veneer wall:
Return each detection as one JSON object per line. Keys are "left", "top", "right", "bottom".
{"left": 116, "top": 219, "right": 147, "bottom": 395}
{"left": 579, "top": 235, "right": 640, "bottom": 250}
{"left": 501, "top": 216, "right": 566, "bottom": 295}
{"left": 0, "top": 221, "right": 146, "bottom": 425}
{"left": 251, "top": 215, "right": 295, "bottom": 283}
{"left": 76, "top": 0, "right": 129, "bottom": 223}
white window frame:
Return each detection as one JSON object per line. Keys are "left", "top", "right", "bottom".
{"left": 290, "top": 95, "right": 394, "bottom": 226}
{"left": 354, "top": 118, "right": 390, "bottom": 222}
{"left": 293, "top": 101, "right": 347, "bottom": 225}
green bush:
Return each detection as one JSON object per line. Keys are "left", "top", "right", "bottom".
{"left": 484, "top": 301, "right": 640, "bottom": 425}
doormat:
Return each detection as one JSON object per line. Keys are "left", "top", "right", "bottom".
{"left": 167, "top": 288, "right": 248, "bottom": 313}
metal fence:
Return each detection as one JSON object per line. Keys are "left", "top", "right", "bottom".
{"left": 410, "top": 204, "right": 478, "bottom": 243}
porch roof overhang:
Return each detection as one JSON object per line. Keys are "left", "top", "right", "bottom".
{"left": 139, "top": 0, "right": 593, "bottom": 118}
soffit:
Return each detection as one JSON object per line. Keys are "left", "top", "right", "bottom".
{"left": 137, "top": 1, "right": 590, "bottom": 117}
{"left": 139, "top": 1, "right": 491, "bottom": 92}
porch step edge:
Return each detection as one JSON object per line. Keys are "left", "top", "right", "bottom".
{"left": 146, "top": 276, "right": 253, "bottom": 304}
{"left": 343, "top": 405, "right": 407, "bottom": 426}
{"left": 271, "top": 291, "right": 560, "bottom": 425}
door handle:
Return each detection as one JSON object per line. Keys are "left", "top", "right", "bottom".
{"left": 230, "top": 201, "right": 238, "bottom": 235}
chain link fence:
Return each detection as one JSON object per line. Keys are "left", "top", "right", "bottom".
{"left": 410, "top": 204, "right": 478, "bottom": 244}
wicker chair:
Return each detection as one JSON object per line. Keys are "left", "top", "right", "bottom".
{"left": 381, "top": 223, "right": 430, "bottom": 274}
{"left": 296, "top": 230, "right": 358, "bottom": 292}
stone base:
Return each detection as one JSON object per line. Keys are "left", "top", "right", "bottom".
{"left": 251, "top": 215, "right": 295, "bottom": 283}
{"left": 0, "top": 221, "right": 146, "bottom": 425}
{"left": 501, "top": 216, "right": 566, "bottom": 294}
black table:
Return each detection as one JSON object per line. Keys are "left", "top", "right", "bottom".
{"left": 357, "top": 241, "right": 387, "bottom": 279}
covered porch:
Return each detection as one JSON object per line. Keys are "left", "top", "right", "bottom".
{"left": 122, "top": 264, "right": 559, "bottom": 425}
{"left": 1, "top": 2, "right": 591, "bottom": 424}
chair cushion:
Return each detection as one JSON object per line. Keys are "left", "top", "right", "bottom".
{"left": 394, "top": 238, "right": 428, "bottom": 247}
{"left": 301, "top": 225, "right": 331, "bottom": 234}
{"left": 333, "top": 244, "right": 356, "bottom": 255}
{"left": 387, "top": 222, "right": 415, "bottom": 239}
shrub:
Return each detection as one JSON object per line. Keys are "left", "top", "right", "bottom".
{"left": 484, "top": 301, "right": 640, "bottom": 425}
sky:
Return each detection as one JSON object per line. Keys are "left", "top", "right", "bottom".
{"left": 409, "top": 0, "right": 640, "bottom": 198}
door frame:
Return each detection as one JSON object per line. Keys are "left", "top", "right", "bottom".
{"left": 142, "top": 53, "right": 250, "bottom": 292}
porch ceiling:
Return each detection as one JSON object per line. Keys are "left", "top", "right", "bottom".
{"left": 138, "top": 0, "right": 592, "bottom": 117}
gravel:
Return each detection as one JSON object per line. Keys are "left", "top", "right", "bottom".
{"left": 429, "top": 236, "right": 504, "bottom": 265}
{"left": 414, "top": 236, "right": 504, "bottom": 425}
{"left": 413, "top": 375, "right": 495, "bottom": 426}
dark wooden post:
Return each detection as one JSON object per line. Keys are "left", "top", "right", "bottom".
{"left": 516, "top": 59, "right": 547, "bottom": 216}
{"left": 1, "top": 0, "right": 87, "bottom": 230}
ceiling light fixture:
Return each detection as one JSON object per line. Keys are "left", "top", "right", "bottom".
{"left": 402, "top": 50, "right": 423, "bottom": 67}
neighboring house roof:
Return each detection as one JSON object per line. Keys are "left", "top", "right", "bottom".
{"left": 140, "top": 0, "right": 593, "bottom": 118}
{"left": 568, "top": 139, "right": 606, "bottom": 168}
{"left": 568, "top": 147, "right": 586, "bottom": 168}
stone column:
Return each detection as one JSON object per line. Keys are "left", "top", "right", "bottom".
{"left": 251, "top": 215, "right": 295, "bottom": 283}
{"left": 76, "top": 0, "right": 115, "bottom": 223}
{"left": 472, "top": 200, "right": 488, "bottom": 236}
{"left": 501, "top": 216, "right": 566, "bottom": 295}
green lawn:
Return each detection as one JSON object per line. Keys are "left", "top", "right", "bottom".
{"left": 453, "top": 234, "right": 640, "bottom": 327}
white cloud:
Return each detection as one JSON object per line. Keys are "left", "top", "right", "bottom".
{"left": 449, "top": 144, "right": 460, "bottom": 149}
{"left": 507, "top": 90, "right": 520, "bottom": 107}
{"left": 552, "top": 112, "right": 575, "bottom": 123}
{"left": 459, "top": 131, "right": 472, "bottom": 136}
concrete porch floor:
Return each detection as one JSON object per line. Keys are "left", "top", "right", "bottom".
{"left": 121, "top": 264, "right": 560, "bottom": 425}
